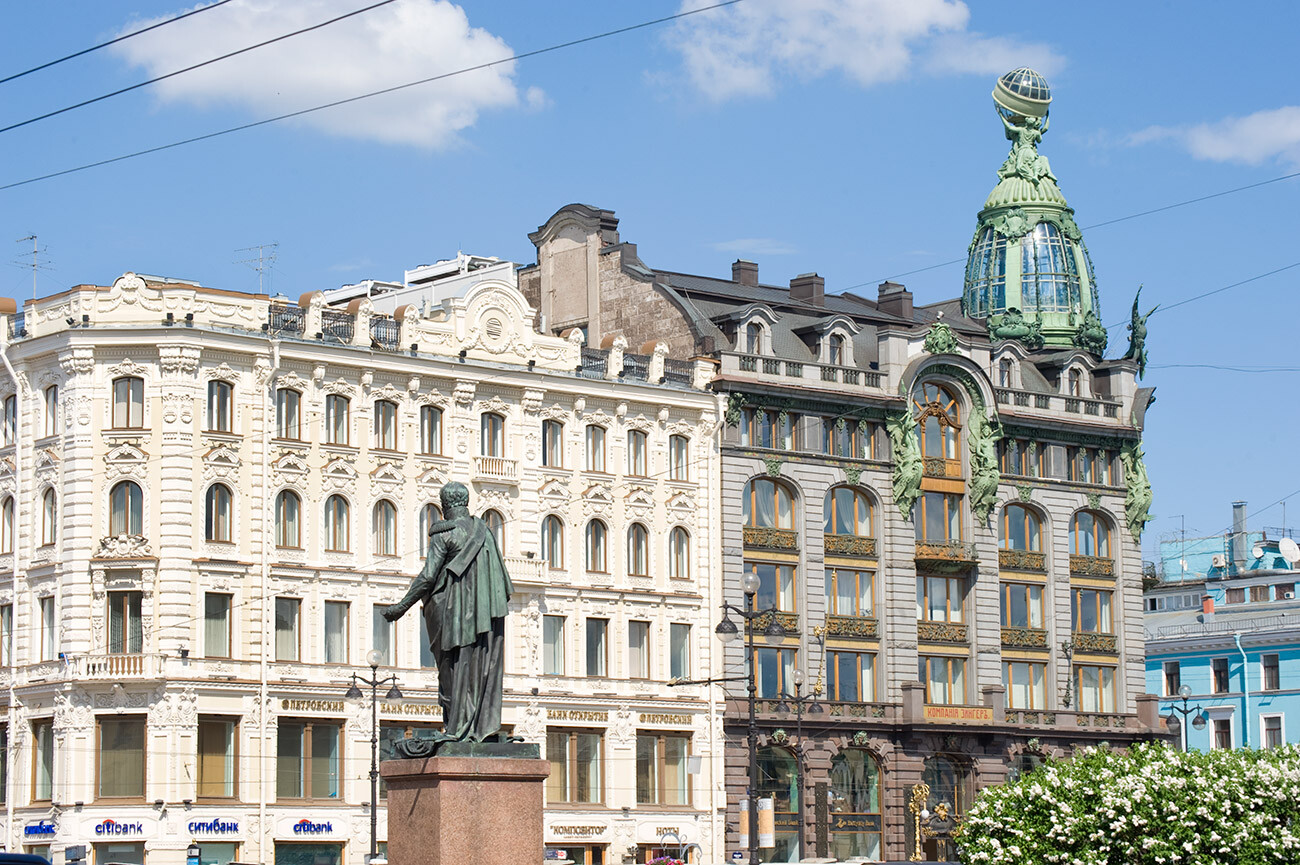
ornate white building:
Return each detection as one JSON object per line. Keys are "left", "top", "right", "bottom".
{"left": 0, "top": 271, "right": 723, "bottom": 865}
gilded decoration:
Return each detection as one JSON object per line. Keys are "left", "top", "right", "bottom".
{"left": 743, "top": 526, "right": 798, "bottom": 551}
{"left": 998, "top": 548, "right": 1046, "bottom": 571}
{"left": 746, "top": 611, "right": 800, "bottom": 635}
{"left": 922, "top": 456, "right": 950, "bottom": 478}
{"left": 823, "top": 533, "right": 877, "bottom": 557}
{"left": 1069, "top": 554, "right": 1115, "bottom": 578}
{"left": 1071, "top": 632, "right": 1118, "bottom": 653}
{"left": 1001, "top": 627, "right": 1048, "bottom": 648}
{"left": 915, "top": 540, "right": 979, "bottom": 564}
{"left": 826, "top": 615, "right": 879, "bottom": 639}
{"left": 917, "top": 621, "right": 968, "bottom": 643}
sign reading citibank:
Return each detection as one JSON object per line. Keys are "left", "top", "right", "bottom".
{"left": 83, "top": 816, "right": 158, "bottom": 838}
{"left": 95, "top": 819, "right": 145, "bottom": 837}
{"left": 276, "top": 817, "right": 346, "bottom": 840}
{"left": 922, "top": 705, "right": 994, "bottom": 723}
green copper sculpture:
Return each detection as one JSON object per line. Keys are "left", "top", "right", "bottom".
{"left": 887, "top": 408, "right": 923, "bottom": 519}
{"left": 923, "top": 320, "right": 959, "bottom": 355}
{"left": 1120, "top": 441, "right": 1154, "bottom": 541}
{"left": 1072, "top": 309, "right": 1108, "bottom": 356}
{"left": 967, "top": 411, "right": 1003, "bottom": 524}
{"left": 997, "top": 112, "right": 1056, "bottom": 184}
{"left": 1124, "top": 286, "right": 1158, "bottom": 379}
{"left": 382, "top": 482, "right": 513, "bottom": 752}
{"left": 988, "top": 307, "right": 1031, "bottom": 341}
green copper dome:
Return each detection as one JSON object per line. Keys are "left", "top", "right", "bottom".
{"left": 963, "top": 68, "right": 1105, "bottom": 355}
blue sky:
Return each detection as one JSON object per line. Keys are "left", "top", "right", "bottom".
{"left": 2, "top": 0, "right": 1298, "bottom": 560}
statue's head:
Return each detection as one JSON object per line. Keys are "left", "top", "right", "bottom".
{"left": 440, "top": 481, "right": 470, "bottom": 512}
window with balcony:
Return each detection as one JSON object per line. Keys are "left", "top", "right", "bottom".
{"left": 107, "top": 591, "right": 143, "bottom": 654}
{"left": 668, "top": 435, "right": 689, "bottom": 480}
{"left": 1, "top": 394, "right": 14, "bottom": 445}
{"left": 204, "top": 593, "right": 231, "bottom": 658}
{"left": 484, "top": 509, "right": 504, "bottom": 549}
{"left": 275, "top": 388, "right": 301, "bottom": 440}
{"left": 585, "top": 520, "right": 608, "bottom": 573}
{"left": 205, "top": 484, "right": 233, "bottom": 543}
{"left": 2, "top": 496, "right": 14, "bottom": 553}
{"left": 41, "top": 489, "right": 56, "bottom": 546}
{"left": 1070, "top": 511, "right": 1112, "bottom": 557}
{"left": 754, "top": 647, "right": 798, "bottom": 698}
{"left": 823, "top": 419, "right": 873, "bottom": 459}
{"left": 1070, "top": 588, "right": 1113, "bottom": 634}
{"left": 324, "top": 495, "right": 350, "bottom": 552}
{"left": 373, "top": 500, "right": 397, "bottom": 557}
{"left": 419, "top": 405, "right": 442, "bottom": 455}
{"left": 585, "top": 425, "right": 606, "bottom": 472}
{"left": 828, "top": 650, "right": 875, "bottom": 701}
{"left": 585, "top": 618, "right": 608, "bottom": 677}
{"left": 627, "top": 524, "right": 649, "bottom": 576}
{"left": 109, "top": 481, "right": 144, "bottom": 537}
{"left": 373, "top": 605, "right": 393, "bottom": 666}
{"left": 275, "top": 597, "right": 300, "bottom": 662}
{"left": 627, "top": 429, "right": 647, "bottom": 476}
{"left": 373, "top": 400, "right": 398, "bottom": 450}
{"left": 207, "top": 381, "right": 233, "bottom": 432}
{"left": 197, "top": 718, "right": 237, "bottom": 798}
{"left": 542, "top": 516, "right": 564, "bottom": 569}
{"left": 913, "top": 382, "right": 960, "bottom": 461}
{"left": 1003, "top": 661, "right": 1046, "bottom": 709}
{"left": 275, "top": 490, "right": 301, "bottom": 548}
{"left": 826, "top": 486, "right": 873, "bottom": 537}
{"left": 1213, "top": 657, "right": 1230, "bottom": 694}
{"left": 670, "top": 623, "right": 690, "bottom": 680}
{"left": 542, "top": 420, "right": 564, "bottom": 467}
{"left": 741, "top": 408, "right": 799, "bottom": 449}
{"left": 99, "top": 716, "right": 146, "bottom": 798}
{"left": 746, "top": 561, "right": 795, "bottom": 612}
{"left": 998, "top": 438, "right": 1040, "bottom": 477}
{"left": 39, "top": 596, "right": 54, "bottom": 661}
{"left": 826, "top": 568, "right": 873, "bottom": 617}
{"left": 32, "top": 719, "right": 53, "bottom": 801}
{"left": 920, "top": 656, "right": 966, "bottom": 705}
{"left": 914, "top": 492, "right": 961, "bottom": 541}
{"left": 744, "top": 478, "right": 794, "bottom": 529}
{"left": 480, "top": 412, "right": 505, "bottom": 457}
{"left": 546, "top": 728, "right": 603, "bottom": 804}
{"left": 636, "top": 731, "right": 690, "bottom": 805}
{"left": 1001, "top": 583, "right": 1044, "bottom": 629}
{"left": 1000, "top": 505, "right": 1041, "bottom": 552}
{"left": 1075, "top": 665, "right": 1116, "bottom": 713}
{"left": 324, "top": 394, "right": 349, "bottom": 445}
{"left": 276, "top": 721, "right": 341, "bottom": 799}
{"left": 918, "top": 576, "right": 965, "bottom": 623}
{"left": 324, "top": 601, "right": 348, "bottom": 664}
{"left": 669, "top": 528, "right": 690, "bottom": 580}
{"left": 1263, "top": 654, "right": 1280, "bottom": 691}
{"left": 628, "top": 620, "right": 650, "bottom": 679}
{"left": 543, "top": 615, "right": 565, "bottom": 675}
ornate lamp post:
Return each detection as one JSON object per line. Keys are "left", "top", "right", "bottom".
{"left": 1163, "top": 684, "right": 1207, "bottom": 751}
{"left": 346, "top": 648, "right": 403, "bottom": 864}
{"left": 1059, "top": 638, "right": 1075, "bottom": 708}
{"left": 776, "top": 668, "right": 823, "bottom": 856}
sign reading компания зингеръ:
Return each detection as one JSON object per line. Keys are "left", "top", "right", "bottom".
{"left": 922, "top": 705, "right": 994, "bottom": 722}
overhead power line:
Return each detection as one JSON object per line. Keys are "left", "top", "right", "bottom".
{"left": 0, "top": 0, "right": 236, "bottom": 86}
{"left": 0, "top": 0, "right": 401, "bottom": 136}
{"left": 0, "top": 0, "right": 744, "bottom": 192}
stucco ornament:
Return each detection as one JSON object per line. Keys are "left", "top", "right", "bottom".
{"left": 923, "top": 321, "right": 959, "bottom": 355}
{"left": 887, "top": 408, "right": 923, "bottom": 519}
{"left": 967, "top": 411, "right": 1003, "bottom": 524}
{"left": 1124, "top": 286, "right": 1158, "bottom": 379}
{"left": 1120, "top": 440, "right": 1154, "bottom": 540}
{"left": 1072, "top": 309, "right": 1108, "bottom": 356}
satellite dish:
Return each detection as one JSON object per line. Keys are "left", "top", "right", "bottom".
{"left": 1279, "top": 537, "right": 1300, "bottom": 565}
{"left": 1253, "top": 545, "right": 1265, "bottom": 559}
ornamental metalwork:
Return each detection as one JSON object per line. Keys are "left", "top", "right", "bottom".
{"left": 998, "top": 548, "right": 1046, "bottom": 571}
{"left": 917, "top": 621, "right": 968, "bottom": 643}
{"left": 743, "top": 526, "right": 798, "bottom": 551}
{"left": 823, "top": 533, "right": 877, "bottom": 558}
{"left": 746, "top": 610, "right": 800, "bottom": 635}
{"left": 922, "top": 456, "right": 951, "bottom": 478}
{"left": 1069, "top": 554, "right": 1114, "bottom": 578}
{"left": 1075, "top": 713, "right": 1125, "bottom": 728}
{"left": 826, "top": 703, "right": 886, "bottom": 718}
{"left": 1071, "top": 632, "right": 1117, "bottom": 653}
{"left": 915, "top": 541, "right": 979, "bottom": 564}
{"left": 1001, "top": 627, "right": 1048, "bottom": 648}
{"left": 826, "top": 615, "right": 879, "bottom": 639}
{"left": 1008, "top": 711, "right": 1057, "bottom": 726}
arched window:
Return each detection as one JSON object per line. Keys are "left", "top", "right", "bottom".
{"left": 828, "top": 750, "right": 882, "bottom": 862}
{"left": 757, "top": 747, "right": 800, "bottom": 860}
{"left": 275, "top": 490, "right": 301, "bottom": 548}
{"left": 1001, "top": 504, "right": 1041, "bottom": 551}
{"left": 480, "top": 413, "right": 505, "bottom": 457}
{"left": 913, "top": 382, "right": 961, "bottom": 460}
{"left": 324, "top": 394, "right": 350, "bottom": 445}
{"left": 998, "top": 358, "right": 1013, "bottom": 388}
{"left": 41, "top": 488, "right": 56, "bottom": 545}
{"left": 484, "top": 509, "right": 504, "bottom": 549}
{"left": 204, "top": 484, "right": 233, "bottom": 542}
{"left": 207, "top": 380, "right": 233, "bottom": 432}
{"left": 669, "top": 528, "right": 690, "bottom": 580}
{"left": 743, "top": 478, "right": 794, "bottom": 529}
{"left": 109, "top": 481, "right": 143, "bottom": 536}
{"left": 1071, "top": 510, "right": 1111, "bottom": 557}
{"left": 627, "top": 524, "right": 649, "bottom": 576}
{"left": 324, "top": 495, "right": 350, "bottom": 552}
{"left": 745, "top": 323, "right": 762, "bottom": 354}
{"left": 585, "top": 520, "right": 608, "bottom": 573}
{"left": 374, "top": 400, "right": 398, "bottom": 450}
{"left": 668, "top": 435, "right": 689, "bottom": 481}
{"left": 275, "top": 388, "right": 301, "bottom": 439}
{"left": 43, "top": 385, "right": 59, "bottom": 437}
{"left": 828, "top": 333, "right": 846, "bottom": 366}
{"left": 373, "top": 500, "right": 397, "bottom": 556}
{"left": 0, "top": 495, "right": 13, "bottom": 553}
{"left": 542, "top": 516, "right": 564, "bottom": 569}
{"left": 1068, "top": 368, "right": 1082, "bottom": 396}
{"left": 825, "top": 486, "right": 873, "bottom": 537}
{"left": 419, "top": 503, "right": 443, "bottom": 541}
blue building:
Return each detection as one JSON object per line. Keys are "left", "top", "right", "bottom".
{"left": 1145, "top": 521, "right": 1300, "bottom": 750}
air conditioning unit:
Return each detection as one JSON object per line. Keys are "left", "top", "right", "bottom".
{"left": 1210, "top": 553, "right": 1227, "bottom": 568}
{"left": 1285, "top": 592, "right": 1295, "bottom": 600}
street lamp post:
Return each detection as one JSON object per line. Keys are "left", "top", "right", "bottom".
{"left": 776, "top": 669, "right": 823, "bottom": 857}
{"left": 346, "top": 648, "right": 404, "bottom": 864}
{"left": 1163, "top": 684, "right": 1207, "bottom": 751}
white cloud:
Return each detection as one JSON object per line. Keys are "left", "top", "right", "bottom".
{"left": 709, "top": 238, "right": 798, "bottom": 255}
{"left": 671, "top": 0, "right": 1062, "bottom": 101}
{"left": 110, "top": 0, "right": 535, "bottom": 148}
{"left": 1132, "top": 107, "right": 1300, "bottom": 167}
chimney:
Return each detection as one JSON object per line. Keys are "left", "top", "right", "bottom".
{"left": 790, "top": 273, "right": 824, "bottom": 306}
{"left": 1201, "top": 595, "right": 1215, "bottom": 616}
{"left": 1231, "top": 501, "right": 1248, "bottom": 574}
{"left": 877, "top": 280, "right": 913, "bottom": 320}
{"left": 732, "top": 259, "right": 758, "bottom": 287}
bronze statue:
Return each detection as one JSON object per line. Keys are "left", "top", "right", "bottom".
{"left": 382, "top": 482, "right": 513, "bottom": 750}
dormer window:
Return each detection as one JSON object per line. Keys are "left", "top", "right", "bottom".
{"left": 745, "top": 323, "right": 762, "bottom": 354}
{"left": 1067, "top": 368, "right": 1082, "bottom": 397}
{"left": 828, "top": 334, "right": 846, "bottom": 366}
{"left": 999, "top": 358, "right": 1013, "bottom": 388}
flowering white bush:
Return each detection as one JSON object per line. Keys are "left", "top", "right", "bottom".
{"left": 957, "top": 741, "right": 1300, "bottom": 864}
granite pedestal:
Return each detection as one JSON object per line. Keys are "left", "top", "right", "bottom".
{"left": 379, "top": 744, "right": 548, "bottom": 865}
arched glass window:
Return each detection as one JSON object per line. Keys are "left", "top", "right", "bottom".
{"left": 542, "top": 516, "right": 564, "bottom": 569}
{"left": 669, "top": 528, "right": 690, "bottom": 580}
{"left": 922, "top": 755, "right": 969, "bottom": 815}
{"left": 964, "top": 225, "right": 1008, "bottom": 317}
{"left": 745, "top": 323, "right": 762, "bottom": 354}
{"left": 207, "top": 380, "right": 233, "bottom": 432}
{"left": 757, "top": 747, "right": 800, "bottom": 861}
{"left": 585, "top": 520, "right": 608, "bottom": 573}
{"left": 668, "top": 435, "right": 689, "bottom": 481}
{"left": 1071, "top": 510, "right": 1111, "bottom": 557}
{"left": 828, "top": 750, "right": 882, "bottom": 862}
{"left": 204, "top": 484, "right": 233, "bottom": 542}
{"left": 275, "top": 490, "right": 301, "bottom": 548}
{"left": 1021, "top": 221, "right": 1081, "bottom": 314}
{"left": 1068, "top": 368, "right": 1082, "bottom": 396}
{"left": 743, "top": 478, "right": 794, "bottom": 529}
{"left": 627, "top": 524, "right": 649, "bottom": 576}
{"left": 0, "top": 495, "right": 13, "bottom": 553}
{"left": 110, "top": 481, "right": 143, "bottom": 536}
{"left": 419, "top": 503, "right": 442, "bottom": 541}
{"left": 324, "top": 495, "right": 350, "bottom": 552}
{"left": 913, "top": 382, "right": 961, "bottom": 460}
{"left": 484, "top": 509, "right": 504, "bottom": 550}
{"left": 43, "top": 385, "right": 59, "bottom": 437}
{"left": 825, "top": 486, "right": 873, "bottom": 536}
{"left": 1001, "top": 504, "right": 1041, "bottom": 551}
{"left": 374, "top": 400, "right": 398, "bottom": 450}
{"left": 373, "top": 500, "right": 397, "bottom": 556}
{"left": 828, "top": 333, "right": 846, "bottom": 366}
{"left": 481, "top": 413, "right": 505, "bottom": 457}
{"left": 41, "top": 488, "right": 56, "bottom": 545}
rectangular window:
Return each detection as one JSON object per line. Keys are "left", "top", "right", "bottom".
{"left": 107, "top": 591, "right": 143, "bottom": 654}
{"left": 822, "top": 419, "right": 869, "bottom": 459}
{"left": 419, "top": 405, "right": 442, "bottom": 455}
{"left": 921, "top": 656, "right": 966, "bottom": 705}
{"left": 1070, "top": 588, "right": 1113, "bottom": 634}
{"left": 276, "top": 721, "right": 341, "bottom": 799}
{"left": 275, "top": 389, "right": 300, "bottom": 439}
{"left": 112, "top": 378, "right": 144, "bottom": 429}
{"left": 627, "top": 430, "right": 647, "bottom": 477}
{"left": 542, "top": 420, "right": 564, "bottom": 467}
{"left": 1225, "top": 587, "right": 1245, "bottom": 604}
{"left": 669, "top": 624, "right": 690, "bottom": 681}
{"left": 1264, "top": 715, "right": 1284, "bottom": 748}
{"left": 1276, "top": 583, "right": 1296, "bottom": 601}
{"left": 480, "top": 413, "right": 504, "bottom": 457}
{"left": 543, "top": 615, "right": 565, "bottom": 676}
{"left": 740, "top": 408, "right": 799, "bottom": 450}
{"left": 204, "top": 593, "right": 231, "bottom": 659}
{"left": 745, "top": 561, "right": 796, "bottom": 611}
{"left": 207, "top": 381, "right": 233, "bottom": 432}
{"left": 1213, "top": 657, "right": 1231, "bottom": 693}
{"left": 1163, "top": 661, "right": 1181, "bottom": 697}
{"left": 546, "top": 728, "right": 603, "bottom": 804}
{"left": 913, "top": 491, "right": 962, "bottom": 541}
{"left": 98, "top": 716, "right": 146, "bottom": 798}
{"left": 999, "top": 438, "right": 1034, "bottom": 476}
{"left": 372, "top": 604, "right": 393, "bottom": 666}
{"left": 1000, "top": 583, "right": 1044, "bottom": 629}
{"left": 1250, "top": 585, "right": 1269, "bottom": 603}
{"left": 586, "top": 618, "right": 608, "bottom": 677}
{"left": 324, "top": 602, "right": 349, "bottom": 665}
{"left": 2, "top": 395, "right": 14, "bottom": 446}
{"left": 0, "top": 603, "right": 12, "bottom": 666}
{"left": 32, "top": 720, "right": 53, "bottom": 801}
{"left": 0, "top": 725, "right": 6, "bottom": 805}
{"left": 39, "top": 596, "right": 54, "bottom": 662}
{"left": 628, "top": 620, "right": 649, "bottom": 679}
{"left": 1003, "top": 661, "right": 1047, "bottom": 709}
{"left": 43, "top": 386, "right": 58, "bottom": 437}
{"left": 374, "top": 401, "right": 398, "bottom": 450}
{"left": 829, "top": 651, "right": 875, "bottom": 702}
{"left": 917, "top": 576, "right": 965, "bottom": 623}
{"left": 753, "top": 647, "right": 798, "bottom": 698}
{"left": 635, "top": 732, "right": 691, "bottom": 806}
{"left": 668, "top": 435, "right": 689, "bottom": 481}
{"left": 826, "top": 568, "right": 874, "bottom": 617}
{"left": 275, "top": 597, "right": 300, "bottom": 662}
{"left": 1212, "top": 717, "right": 1232, "bottom": 750}
{"left": 1075, "top": 665, "right": 1116, "bottom": 713}
{"left": 1263, "top": 653, "right": 1280, "bottom": 691}
{"left": 324, "top": 395, "right": 349, "bottom": 445}
{"left": 197, "top": 718, "right": 236, "bottom": 798}
{"left": 585, "top": 426, "right": 606, "bottom": 472}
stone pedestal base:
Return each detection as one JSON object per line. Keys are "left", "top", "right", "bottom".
{"left": 380, "top": 753, "right": 549, "bottom": 865}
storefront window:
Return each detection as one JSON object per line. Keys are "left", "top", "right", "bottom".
{"left": 828, "top": 749, "right": 882, "bottom": 861}
{"left": 95, "top": 843, "right": 144, "bottom": 865}
{"left": 755, "top": 746, "right": 799, "bottom": 862}
{"left": 197, "top": 842, "right": 239, "bottom": 865}
{"left": 273, "top": 843, "right": 342, "bottom": 865}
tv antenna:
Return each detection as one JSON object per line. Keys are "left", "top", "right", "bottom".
{"left": 13, "top": 235, "right": 53, "bottom": 301}
{"left": 235, "top": 242, "right": 278, "bottom": 295}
